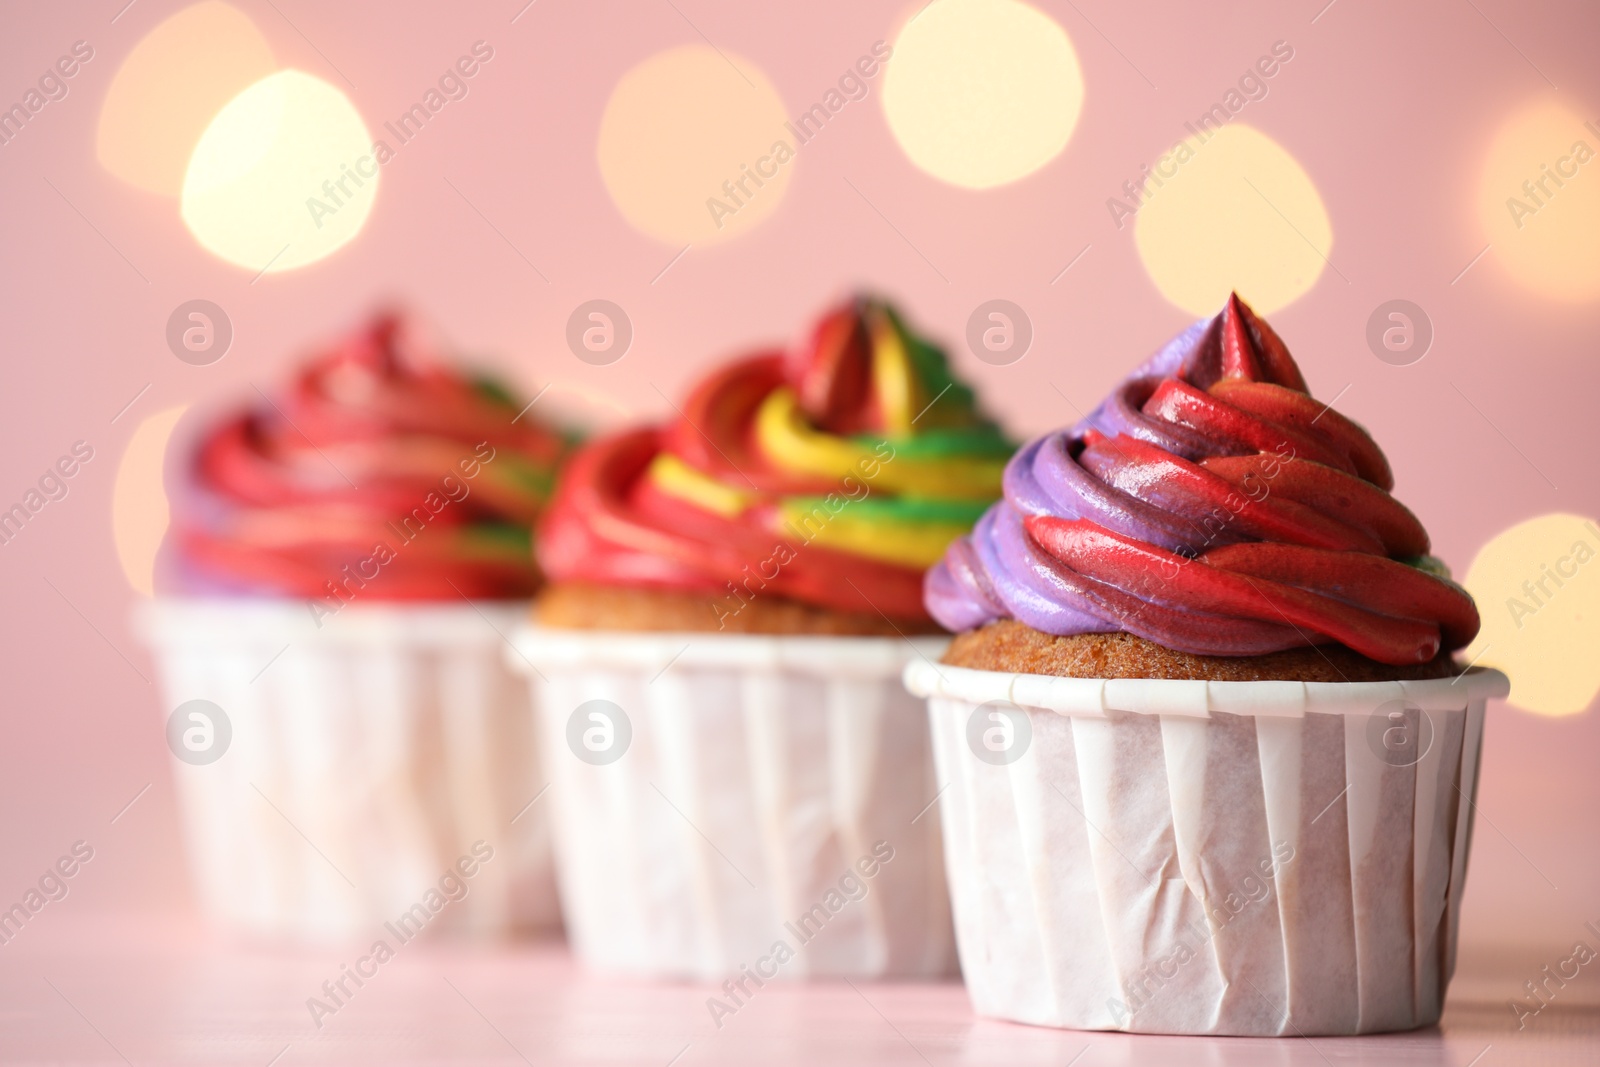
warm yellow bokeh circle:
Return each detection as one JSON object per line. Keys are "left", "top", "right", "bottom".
{"left": 97, "top": 1, "right": 275, "bottom": 196}
{"left": 1463, "top": 513, "right": 1600, "bottom": 717}
{"left": 1133, "top": 123, "right": 1331, "bottom": 316}
{"left": 181, "top": 70, "right": 377, "bottom": 274}
{"left": 882, "top": 0, "right": 1083, "bottom": 189}
{"left": 114, "top": 405, "right": 188, "bottom": 597}
{"left": 598, "top": 45, "right": 794, "bottom": 246}
{"left": 1476, "top": 98, "right": 1600, "bottom": 302}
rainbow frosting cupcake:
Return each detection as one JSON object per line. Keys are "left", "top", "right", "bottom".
{"left": 169, "top": 313, "right": 561, "bottom": 603}
{"left": 905, "top": 295, "right": 1507, "bottom": 1034}
{"left": 138, "top": 313, "right": 569, "bottom": 942}
{"left": 537, "top": 296, "right": 1010, "bottom": 632}
{"left": 509, "top": 296, "right": 1011, "bottom": 978}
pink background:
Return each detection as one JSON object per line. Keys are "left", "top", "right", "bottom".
{"left": 0, "top": 0, "right": 1595, "bottom": 963}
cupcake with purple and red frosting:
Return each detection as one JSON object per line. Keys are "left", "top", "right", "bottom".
{"left": 928, "top": 292, "right": 1476, "bottom": 678}
{"left": 905, "top": 295, "right": 1507, "bottom": 1035}
{"left": 139, "top": 313, "right": 570, "bottom": 943}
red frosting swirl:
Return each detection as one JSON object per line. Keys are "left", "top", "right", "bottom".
{"left": 172, "top": 314, "right": 567, "bottom": 600}
{"left": 538, "top": 297, "right": 1011, "bottom": 623}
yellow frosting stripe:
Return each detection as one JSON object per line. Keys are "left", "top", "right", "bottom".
{"left": 869, "top": 309, "right": 918, "bottom": 436}
{"left": 756, "top": 388, "right": 866, "bottom": 476}
{"left": 778, "top": 501, "right": 970, "bottom": 567}
{"left": 646, "top": 452, "right": 752, "bottom": 518}
{"left": 756, "top": 389, "right": 1005, "bottom": 501}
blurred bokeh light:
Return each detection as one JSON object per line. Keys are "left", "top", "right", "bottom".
{"left": 96, "top": 1, "right": 275, "bottom": 197}
{"left": 113, "top": 404, "right": 187, "bottom": 597}
{"left": 597, "top": 44, "right": 793, "bottom": 245}
{"left": 882, "top": 0, "right": 1083, "bottom": 189}
{"left": 181, "top": 70, "right": 377, "bottom": 274}
{"left": 1477, "top": 97, "right": 1600, "bottom": 303}
{"left": 1133, "top": 123, "right": 1330, "bottom": 316}
{"left": 1464, "top": 512, "right": 1600, "bottom": 717}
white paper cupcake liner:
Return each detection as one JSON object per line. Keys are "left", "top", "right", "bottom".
{"left": 135, "top": 599, "right": 560, "bottom": 943}
{"left": 508, "top": 627, "right": 958, "bottom": 980}
{"left": 904, "top": 660, "right": 1510, "bottom": 1036}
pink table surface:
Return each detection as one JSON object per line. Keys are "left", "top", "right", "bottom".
{"left": 2, "top": 914, "right": 1594, "bottom": 1066}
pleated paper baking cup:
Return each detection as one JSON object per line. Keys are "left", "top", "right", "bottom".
{"left": 135, "top": 599, "right": 560, "bottom": 943}
{"left": 508, "top": 627, "right": 957, "bottom": 980}
{"left": 904, "top": 661, "right": 1509, "bottom": 1036}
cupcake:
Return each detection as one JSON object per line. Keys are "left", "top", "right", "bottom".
{"left": 511, "top": 296, "right": 1012, "bottom": 978}
{"left": 908, "top": 294, "right": 1507, "bottom": 1035}
{"left": 136, "top": 313, "right": 570, "bottom": 942}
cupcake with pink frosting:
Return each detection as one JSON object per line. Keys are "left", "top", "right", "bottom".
{"left": 137, "top": 313, "right": 569, "bottom": 943}
{"left": 905, "top": 295, "right": 1507, "bottom": 1035}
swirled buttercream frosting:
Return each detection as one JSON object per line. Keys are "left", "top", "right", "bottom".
{"left": 167, "top": 313, "right": 569, "bottom": 600}
{"left": 538, "top": 296, "right": 1012, "bottom": 624}
{"left": 926, "top": 294, "right": 1479, "bottom": 665}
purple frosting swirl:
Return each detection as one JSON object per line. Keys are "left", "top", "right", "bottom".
{"left": 926, "top": 320, "right": 1226, "bottom": 635}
